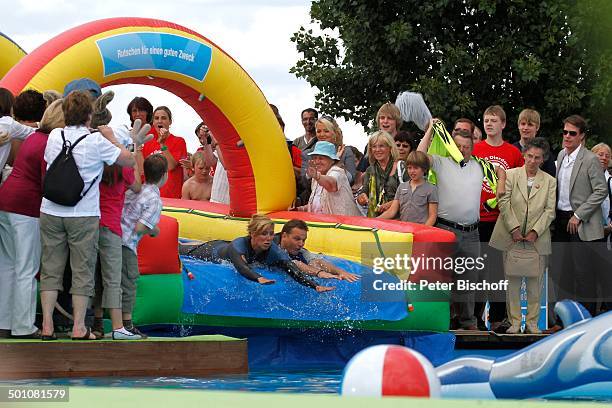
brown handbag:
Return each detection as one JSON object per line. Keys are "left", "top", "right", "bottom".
{"left": 504, "top": 243, "right": 541, "bottom": 278}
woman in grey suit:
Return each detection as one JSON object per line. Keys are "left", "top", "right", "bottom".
{"left": 490, "top": 138, "right": 557, "bottom": 334}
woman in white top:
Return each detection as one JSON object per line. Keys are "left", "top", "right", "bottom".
{"left": 39, "top": 91, "right": 135, "bottom": 341}
{"left": 298, "top": 141, "right": 360, "bottom": 216}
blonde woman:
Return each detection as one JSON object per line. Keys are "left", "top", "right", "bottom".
{"left": 357, "top": 131, "right": 405, "bottom": 217}
{"left": 356, "top": 102, "right": 403, "bottom": 175}
{"left": 301, "top": 116, "right": 356, "bottom": 184}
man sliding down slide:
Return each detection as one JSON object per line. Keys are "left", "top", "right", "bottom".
{"left": 274, "top": 219, "right": 359, "bottom": 283}
{"left": 179, "top": 215, "right": 335, "bottom": 292}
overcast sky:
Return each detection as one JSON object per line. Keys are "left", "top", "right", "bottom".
{"left": 3, "top": 0, "right": 366, "bottom": 152}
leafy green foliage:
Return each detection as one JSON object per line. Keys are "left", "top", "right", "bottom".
{"left": 291, "top": 0, "right": 611, "bottom": 147}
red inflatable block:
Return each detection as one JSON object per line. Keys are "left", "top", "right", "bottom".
{"left": 137, "top": 215, "right": 180, "bottom": 275}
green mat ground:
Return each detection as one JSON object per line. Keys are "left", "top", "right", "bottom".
{"left": 0, "top": 334, "right": 242, "bottom": 344}
{"left": 7, "top": 387, "right": 605, "bottom": 408}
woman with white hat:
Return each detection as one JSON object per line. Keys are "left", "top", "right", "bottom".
{"left": 298, "top": 141, "right": 361, "bottom": 216}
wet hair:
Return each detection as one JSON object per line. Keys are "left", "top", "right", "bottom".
{"left": 281, "top": 219, "right": 308, "bottom": 235}
{"left": 62, "top": 91, "right": 93, "bottom": 126}
{"left": 247, "top": 214, "right": 274, "bottom": 237}
{"left": 367, "top": 130, "right": 399, "bottom": 165}
{"left": 523, "top": 137, "right": 550, "bottom": 160}
{"left": 144, "top": 154, "right": 168, "bottom": 184}
{"left": 154, "top": 106, "right": 172, "bottom": 122}
{"left": 454, "top": 118, "right": 475, "bottom": 135}
{"left": 483, "top": 105, "right": 506, "bottom": 123}
{"left": 127, "top": 97, "right": 153, "bottom": 124}
{"left": 518, "top": 109, "right": 540, "bottom": 128}
{"left": 406, "top": 150, "right": 430, "bottom": 172}
{"left": 13, "top": 89, "right": 46, "bottom": 122}
{"left": 316, "top": 116, "right": 343, "bottom": 146}
{"left": 376, "top": 102, "right": 403, "bottom": 131}
{"left": 38, "top": 99, "right": 65, "bottom": 134}
{"left": 0, "top": 88, "right": 15, "bottom": 117}
{"left": 563, "top": 114, "right": 587, "bottom": 134}
{"left": 301, "top": 108, "right": 318, "bottom": 119}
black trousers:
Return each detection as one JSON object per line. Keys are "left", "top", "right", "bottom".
{"left": 551, "top": 211, "right": 601, "bottom": 316}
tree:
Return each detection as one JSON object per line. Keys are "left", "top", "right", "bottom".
{"left": 291, "top": 0, "right": 611, "bottom": 147}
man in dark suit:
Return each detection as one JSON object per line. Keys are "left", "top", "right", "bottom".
{"left": 553, "top": 114, "right": 607, "bottom": 319}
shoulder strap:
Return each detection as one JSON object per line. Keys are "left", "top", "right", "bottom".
{"left": 64, "top": 131, "right": 98, "bottom": 198}
{"left": 68, "top": 133, "right": 89, "bottom": 152}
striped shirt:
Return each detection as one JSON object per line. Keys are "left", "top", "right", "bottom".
{"left": 121, "top": 184, "right": 162, "bottom": 254}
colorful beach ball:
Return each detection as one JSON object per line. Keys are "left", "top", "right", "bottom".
{"left": 341, "top": 345, "right": 440, "bottom": 397}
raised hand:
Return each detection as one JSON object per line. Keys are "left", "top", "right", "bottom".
{"left": 130, "top": 119, "right": 153, "bottom": 148}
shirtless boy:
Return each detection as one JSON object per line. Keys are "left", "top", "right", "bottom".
{"left": 181, "top": 151, "right": 212, "bottom": 201}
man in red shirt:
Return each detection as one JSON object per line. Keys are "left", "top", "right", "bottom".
{"left": 140, "top": 106, "right": 187, "bottom": 199}
{"left": 472, "top": 105, "right": 524, "bottom": 330}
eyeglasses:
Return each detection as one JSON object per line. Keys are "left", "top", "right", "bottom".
{"left": 395, "top": 143, "right": 411, "bottom": 148}
{"left": 562, "top": 130, "right": 579, "bottom": 137}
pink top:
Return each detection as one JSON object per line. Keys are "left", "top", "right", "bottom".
{"left": 0, "top": 131, "right": 48, "bottom": 218}
{"left": 99, "top": 166, "right": 135, "bottom": 236}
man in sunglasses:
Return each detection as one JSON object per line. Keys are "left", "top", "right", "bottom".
{"left": 552, "top": 114, "right": 607, "bottom": 325}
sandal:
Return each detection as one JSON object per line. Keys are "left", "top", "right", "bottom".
{"left": 41, "top": 332, "right": 57, "bottom": 341}
{"left": 71, "top": 327, "right": 97, "bottom": 341}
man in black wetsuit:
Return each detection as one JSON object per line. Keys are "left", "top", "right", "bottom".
{"left": 275, "top": 219, "right": 360, "bottom": 282}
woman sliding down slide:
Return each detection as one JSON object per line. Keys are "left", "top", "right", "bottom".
{"left": 180, "top": 215, "right": 334, "bottom": 292}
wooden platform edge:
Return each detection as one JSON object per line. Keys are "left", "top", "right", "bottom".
{"left": 0, "top": 337, "right": 248, "bottom": 379}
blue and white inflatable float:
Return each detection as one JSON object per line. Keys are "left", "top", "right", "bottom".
{"left": 437, "top": 301, "right": 612, "bottom": 400}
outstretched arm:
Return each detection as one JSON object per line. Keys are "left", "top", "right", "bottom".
{"left": 310, "top": 258, "right": 360, "bottom": 282}
{"left": 225, "top": 242, "right": 265, "bottom": 282}
{"left": 280, "top": 260, "right": 334, "bottom": 292}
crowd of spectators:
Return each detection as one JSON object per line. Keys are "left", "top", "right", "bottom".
{"left": 0, "top": 78, "right": 610, "bottom": 337}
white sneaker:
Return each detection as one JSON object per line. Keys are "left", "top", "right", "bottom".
{"left": 112, "top": 328, "right": 142, "bottom": 340}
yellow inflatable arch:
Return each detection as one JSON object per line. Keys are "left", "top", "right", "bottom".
{"left": 0, "top": 17, "right": 294, "bottom": 216}
{"left": 0, "top": 32, "right": 26, "bottom": 79}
